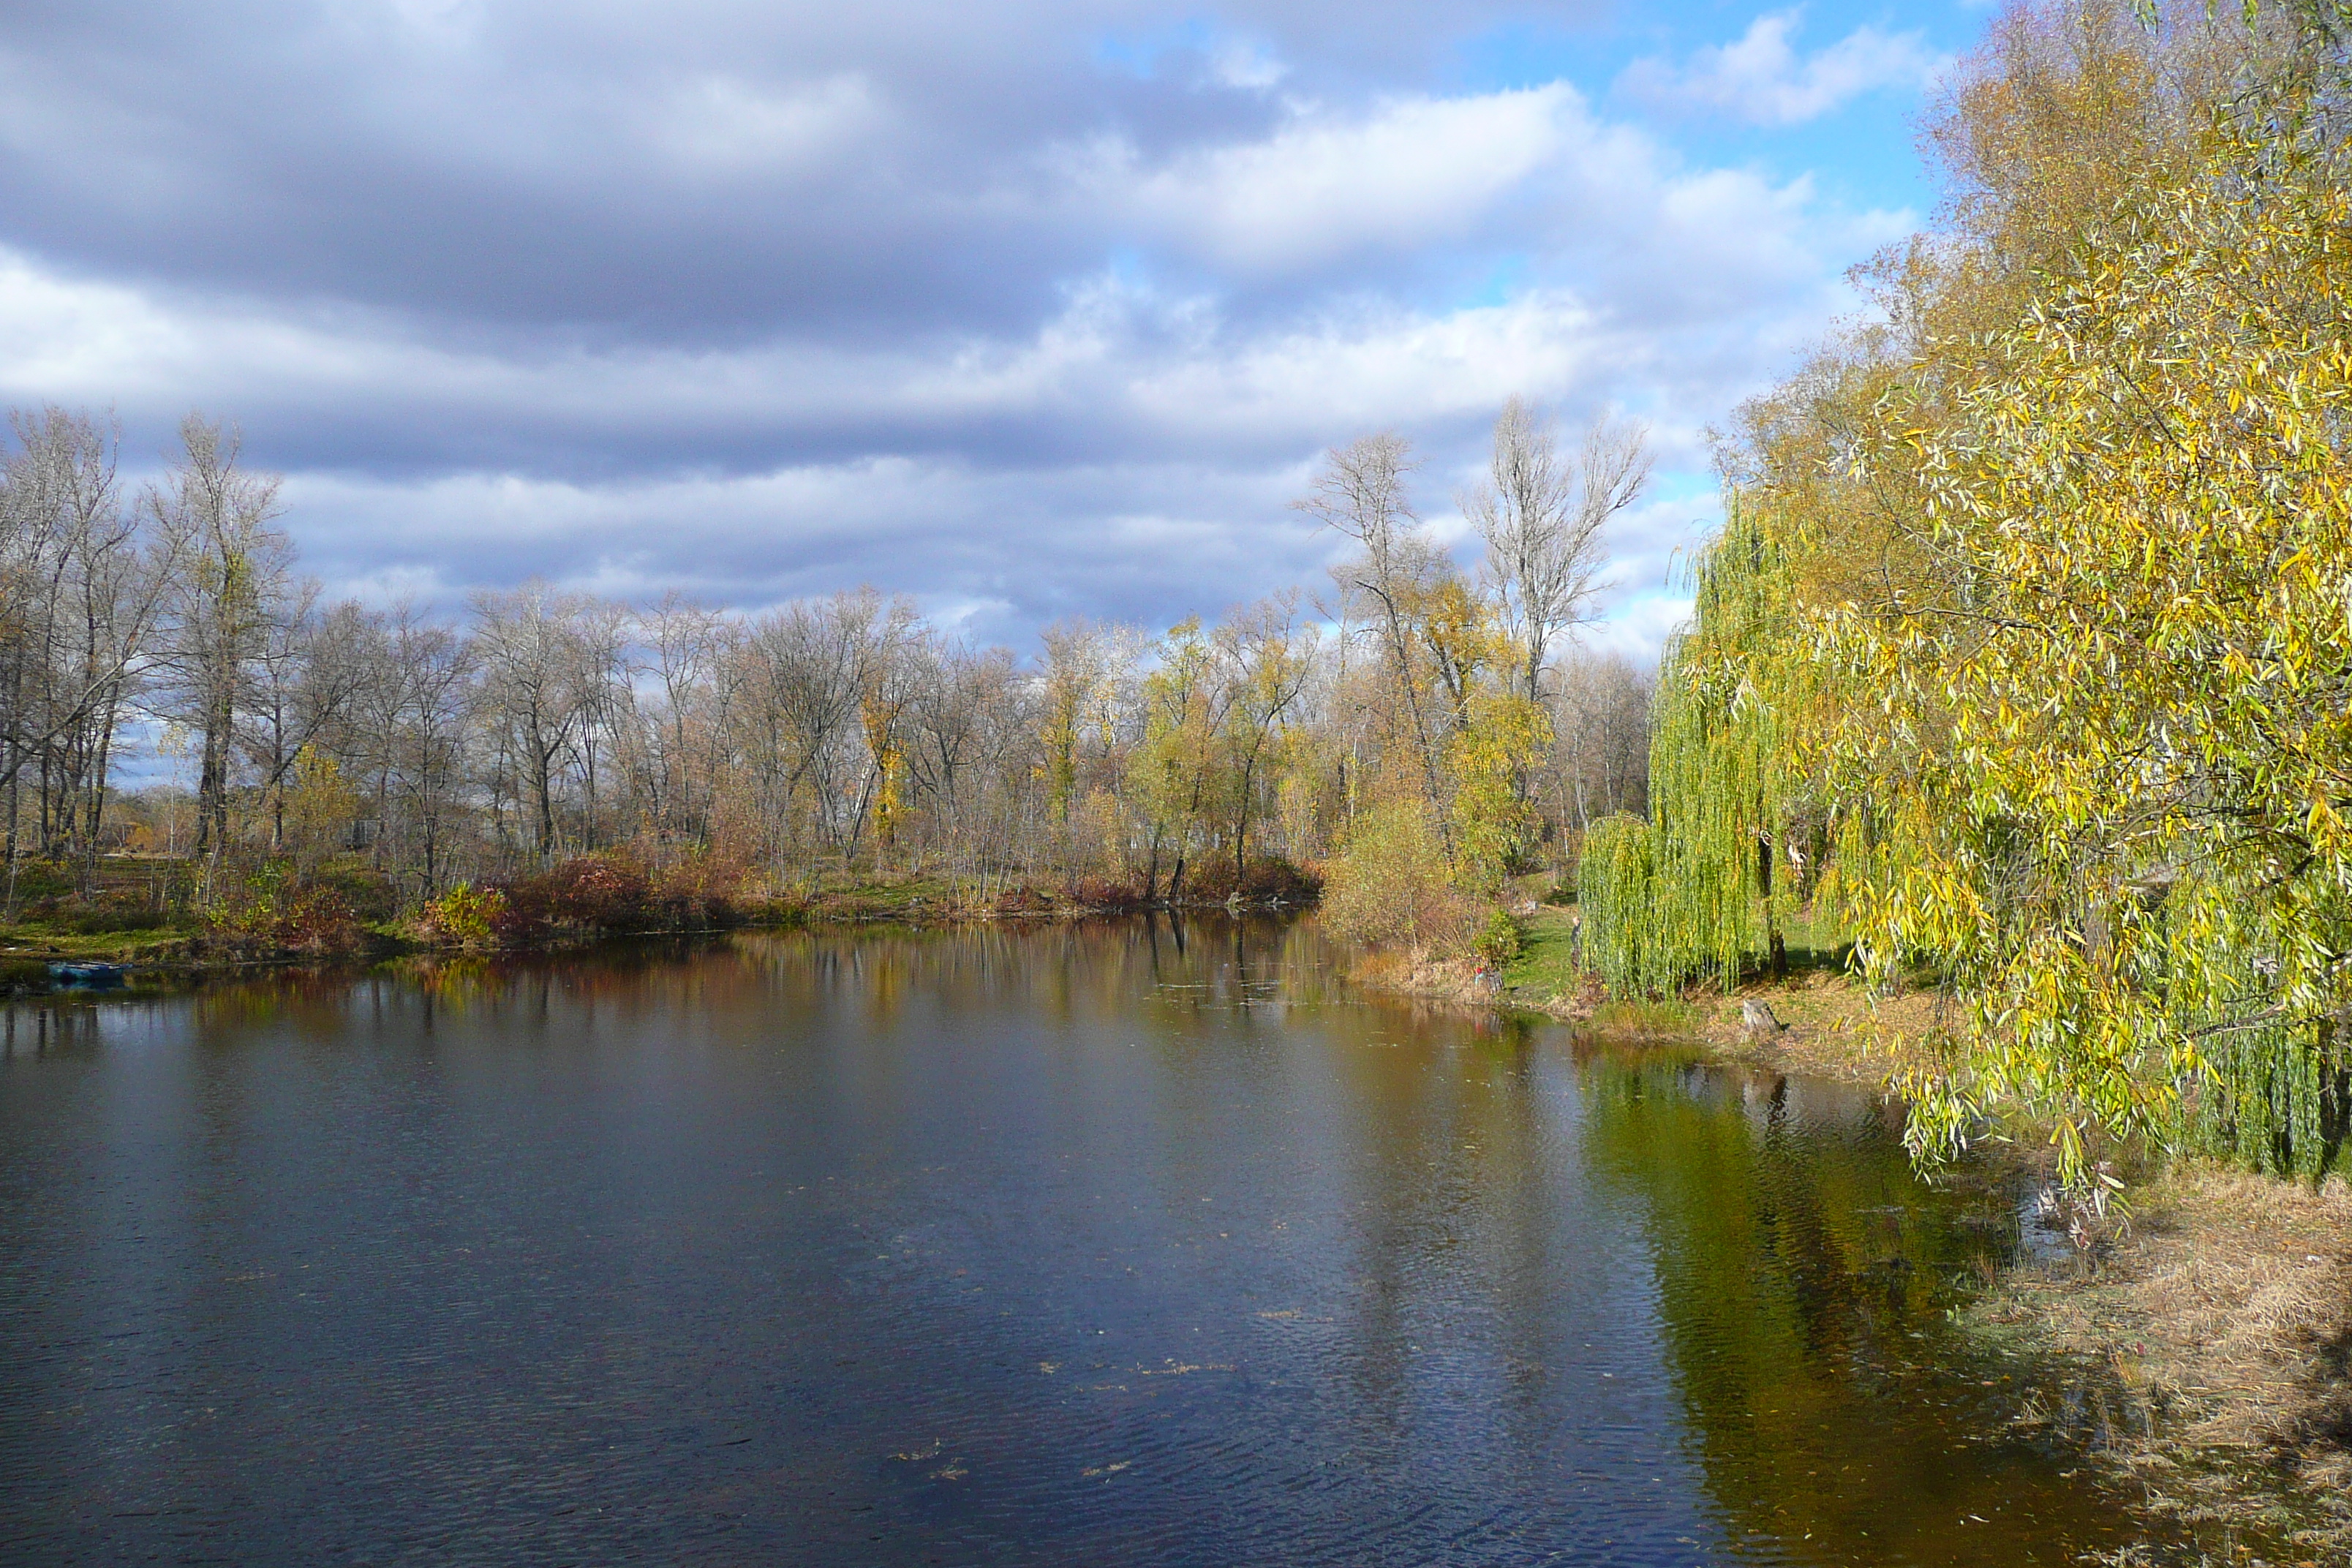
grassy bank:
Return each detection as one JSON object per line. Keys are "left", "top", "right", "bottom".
{"left": 1969, "top": 1164, "right": 2352, "bottom": 1557}
{"left": 1491, "top": 905, "right": 1943, "bottom": 1085}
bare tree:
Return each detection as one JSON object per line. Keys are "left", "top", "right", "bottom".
{"left": 732, "top": 589, "right": 919, "bottom": 870}
{"left": 561, "top": 597, "right": 633, "bottom": 853}
{"left": 1547, "top": 648, "right": 1655, "bottom": 831}
{"left": 471, "top": 582, "right": 596, "bottom": 864}
{"left": 1214, "top": 592, "right": 1313, "bottom": 889}
{"left": 1463, "top": 398, "right": 1651, "bottom": 702}
{"left": 385, "top": 610, "right": 477, "bottom": 893}
{"left": 1294, "top": 433, "right": 1452, "bottom": 847}
{"left": 0, "top": 409, "right": 180, "bottom": 899}
{"left": 245, "top": 592, "right": 380, "bottom": 853}
{"left": 151, "top": 416, "right": 290, "bottom": 875}
{"left": 639, "top": 593, "right": 729, "bottom": 845}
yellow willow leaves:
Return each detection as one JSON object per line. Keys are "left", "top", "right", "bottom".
{"left": 1825, "top": 116, "right": 2352, "bottom": 1185}
{"left": 1594, "top": 86, "right": 2352, "bottom": 1189}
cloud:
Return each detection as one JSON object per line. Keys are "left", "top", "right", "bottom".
{"left": 647, "top": 74, "right": 888, "bottom": 177}
{"left": 1619, "top": 11, "right": 1949, "bottom": 127}
{"left": 1071, "top": 86, "right": 1582, "bottom": 273}
{"left": 279, "top": 457, "right": 1338, "bottom": 647}
{"left": 0, "top": 1, "right": 1937, "bottom": 661}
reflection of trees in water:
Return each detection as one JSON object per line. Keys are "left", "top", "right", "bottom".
{"left": 1287, "top": 997, "right": 1572, "bottom": 1476}
{"left": 1577, "top": 1047, "right": 2170, "bottom": 1565}
{"left": 0, "top": 1003, "right": 107, "bottom": 1058}
{"left": 146, "top": 913, "right": 1329, "bottom": 1057}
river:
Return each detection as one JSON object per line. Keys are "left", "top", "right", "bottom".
{"left": 0, "top": 916, "right": 2204, "bottom": 1564}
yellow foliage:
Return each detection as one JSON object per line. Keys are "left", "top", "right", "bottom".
{"left": 1321, "top": 799, "right": 1477, "bottom": 951}
{"left": 1616, "top": 0, "right": 2352, "bottom": 1188}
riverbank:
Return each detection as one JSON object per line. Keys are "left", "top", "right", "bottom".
{"left": 1451, "top": 904, "right": 2352, "bottom": 1556}
{"left": 1478, "top": 904, "right": 1942, "bottom": 1085}
{"left": 1970, "top": 1163, "right": 2352, "bottom": 1556}
{"left": 0, "top": 869, "right": 1304, "bottom": 992}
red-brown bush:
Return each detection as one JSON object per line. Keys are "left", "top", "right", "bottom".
{"left": 649, "top": 852, "right": 742, "bottom": 926}
{"left": 542, "top": 856, "right": 649, "bottom": 927}
{"left": 1186, "top": 855, "right": 1322, "bottom": 905}
{"left": 483, "top": 855, "right": 654, "bottom": 942}
{"left": 995, "top": 885, "right": 1055, "bottom": 915}
{"left": 205, "top": 864, "right": 366, "bottom": 955}
{"left": 1066, "top": 876, "right": 1147, "bottom": 911}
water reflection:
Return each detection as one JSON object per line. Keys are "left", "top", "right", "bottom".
{"left": 0, "top": 918, "right": 2203, "bottom": 1564}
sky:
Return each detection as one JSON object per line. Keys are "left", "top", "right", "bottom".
{"left": 0, "top": 0, "right": 1992, "bottom": 658}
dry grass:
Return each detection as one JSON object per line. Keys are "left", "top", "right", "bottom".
{"left": 1681, "top": 968, "right": 1949, "bottom": 1088}
{"left": 1350, "top": 944, "right": 1497, "bottom": 1005}
{"left": 1970, "top": 1163, "right": 2352, "bottom": 1554}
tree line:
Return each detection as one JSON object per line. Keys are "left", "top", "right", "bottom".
{"left": 0, "top": 403, "right": 1653, "bottom": 933}
{"left": 1580, "top": 0, "right": 2352, "bottom": 1188}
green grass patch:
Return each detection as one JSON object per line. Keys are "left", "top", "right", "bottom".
{"left": 0, "top": 922, "right": 195, "bottom": 960}
{"left": 1501, "top": 906, "right": 1583, "bottom": 1001}
{"left": 799, "top": 873, "right": 962, "bottom": 921}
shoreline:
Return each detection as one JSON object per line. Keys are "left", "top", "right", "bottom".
{"left": 0, "top": 884, "right": 1302, "bottom": 995}
{"left": 1379, "top": 905, "right": 2352, "bottom": 1556}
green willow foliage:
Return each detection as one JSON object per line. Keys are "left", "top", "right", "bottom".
{"left": 1648, "top": 502, "right": 1807, "bottom": 989}
{"left": 1575, "top": 815, "right": 1659, "bottom": 997}
{"left": 1579, "top": 502, "right": 1808, "bottom": 998}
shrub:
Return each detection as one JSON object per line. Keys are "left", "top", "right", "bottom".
{"left": 309, "top": 857, "right": 399, "bottom": 923}
{"left": 995, "top": 886, "right": 1054, "bottom": 915}
{"left": 1471, "top": 908, "right": 1524, "bottom": 970}
{"left": 486, "top": 880, "right": 551, "bottom": 943}
{"left": 540, "top": 856, "right": 649, "bottom": 929}
{"left": 1066, "top": 876, "right": 1147, "bottom": 911}
{"left": 206, "top": 863, "right": 364, "bottom": 955}
{"left": 420, "top": 883, "right": 508, "bottom": 949}
{"left": 650, "top": 851, "right": 743, "bottom": 926}
{"left": 276, "top": 883, "right": 363, "bottom": 954}
{"left": 1319, "top": 801, "right": 1478, "bottom": 952}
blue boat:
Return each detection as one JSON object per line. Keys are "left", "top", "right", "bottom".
{"left": 48, "top": 961, "right": 129, "bottom": 987}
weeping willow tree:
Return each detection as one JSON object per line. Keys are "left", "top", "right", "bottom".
{"left": 1587, "top": 0, "right": 2352, "bottom": 1189}
{"left": 1822, "top": 91, "right": 2352, "bottom": 1186}
{"left": 1578, "top": 500, "right": 1813, "bottom": 998}
{"left": 1576, "top": 815, "right": 1658, "bottom": 997}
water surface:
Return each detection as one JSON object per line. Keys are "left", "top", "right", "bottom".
{"left": 0, "top": 918, "right": 2190, "bottom": 1564}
